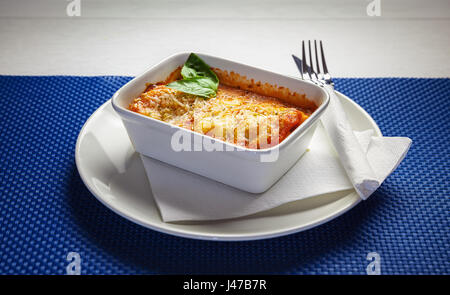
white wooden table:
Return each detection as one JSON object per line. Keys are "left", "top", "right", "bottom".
{"left": 1, "top": 0, "right": 448, "bottom": 77}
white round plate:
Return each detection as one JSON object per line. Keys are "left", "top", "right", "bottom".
{"left": 75, "top": 91, "right": 381, "bottom": 241}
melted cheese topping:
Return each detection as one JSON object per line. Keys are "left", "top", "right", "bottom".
{"left": 129, "top": 84, "right": 314, "bottom": 149}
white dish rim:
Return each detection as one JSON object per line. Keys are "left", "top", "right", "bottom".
{"left": 111, "top": 51, "right": 330, "bottom": 154}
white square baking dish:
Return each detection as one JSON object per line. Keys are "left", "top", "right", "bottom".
{"left": 112, "top": 52, "right": 329, "bottom": 193}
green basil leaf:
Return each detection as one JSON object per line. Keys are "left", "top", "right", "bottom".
{"left": 181, "top": 53, "right": 219, "bottom": 86}
{"left": 167, "top": 53, "right": 219, "bottom": 98}
{"left": 166, "top": 77, "right": 217, "bottom": 98}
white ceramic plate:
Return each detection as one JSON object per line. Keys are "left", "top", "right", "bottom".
{"left": 75, "top": 91, "right": 381, "bottom": 241}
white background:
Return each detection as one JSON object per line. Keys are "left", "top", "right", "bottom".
{"left": 0, "top": 0, "right": 449, "bottom": 77}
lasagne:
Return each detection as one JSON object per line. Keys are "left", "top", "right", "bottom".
{"left": 128, "top": 69, "right": 316, "bottom": 149}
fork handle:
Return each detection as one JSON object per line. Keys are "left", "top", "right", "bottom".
{"left": 320, "top": 84, "right": 380, "bottom": 199}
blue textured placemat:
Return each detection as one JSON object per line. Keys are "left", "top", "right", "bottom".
{"left": 0, "top": 76, "right": 448, "bottom": 275}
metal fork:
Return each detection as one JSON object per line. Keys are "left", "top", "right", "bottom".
{"left": 292, "top": 41, "right": 381, "bottom": 200}
{"left": 292, "top": 40, "right": 333, "bottom": 87}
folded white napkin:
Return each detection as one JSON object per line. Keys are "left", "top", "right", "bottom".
{"left": 142, "top": 110, "right": 411, "bottom": 222}
{"left": 321, "top": 85, "right": 381, "bottom": 199}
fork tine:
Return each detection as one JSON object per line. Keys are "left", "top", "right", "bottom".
{"left": 302, "top": 41, "right": 311, "bottom": 80}
{"left": 319, "top": 40, "right": 329, "bottom": 75}
{"left": 314, "top": 40, "right": 321, "bottom": 79}
{"left": 308, "top": 41, "right": 316, "bottom": 79}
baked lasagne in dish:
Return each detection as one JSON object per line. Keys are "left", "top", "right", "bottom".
{"left": 128, "top": 68, "right": 317, "bottom": 149}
